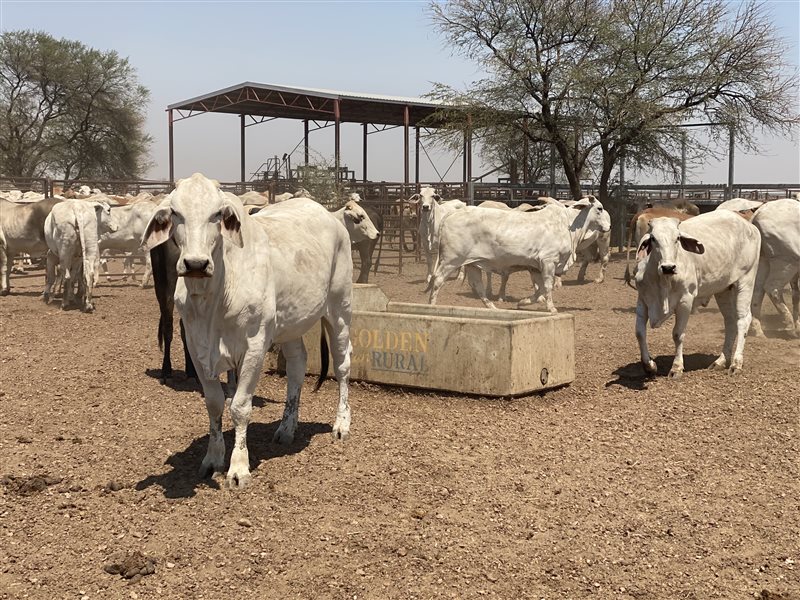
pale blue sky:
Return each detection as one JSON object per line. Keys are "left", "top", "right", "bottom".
{"left": 1, "top": 0, "right": 798, "bottom": 185}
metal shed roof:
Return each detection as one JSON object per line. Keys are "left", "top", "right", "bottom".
{"left": 167, "top": 82, "right": 450, "bottom": 127}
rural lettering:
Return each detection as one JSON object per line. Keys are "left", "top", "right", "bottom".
{"left": 352, "top": 328, "right": 429, "bottom": 374}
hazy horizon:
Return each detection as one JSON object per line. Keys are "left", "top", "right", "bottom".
{"left": 2, "top": 0, "right": 798, "bottom": 187}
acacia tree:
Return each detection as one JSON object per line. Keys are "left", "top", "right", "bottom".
{"left": 0, "top": 30, "right": 152, "bottom": 180}
{"left": 429, "top": 0, "right": 798, "bottom": 202}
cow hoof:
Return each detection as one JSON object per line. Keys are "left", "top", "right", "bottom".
{"left": 272, "top": 425, "right": 295, "bottom": 445}
{"left": 0, "top": 289, "right": 9, "bottom": 296}
{"left": 198, "top": 460, "right": 220, "bottom": 479}
{"left": 708, "top": 358, "right": 727, "bottom": 371}
{"left": 749, "top": 329, "right": 765, "bottom": 338}
{"left": 668, "top": 369, "right": 683, "bottom": 380}
{"left": 517, "top": 298, "right": 532, "bottom": 308}
{"left": 331, "top": 420, "right": 350, "bottom": 442}
{"left": 593, "top": 277, "right": 604, "bottom": 284}
{"left": 225, "top": 470, "right": 251, "bottom": 490}
{"left": 643, "top": 360, "right": 657, "bottom": 376}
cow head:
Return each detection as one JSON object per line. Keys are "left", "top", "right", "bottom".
{"left": 92, "top": 201, "right": 119, "bottom": 235}
{"left": 637, "top": 217, "right": 704, "bottom": 277}
{"left": 141, "top": 173, "right": 244, "bottom": 279}
{"left": 341, "top": 201, "right": 379, "bottom": 243}
{"left": 568, "top": 196, "right": 611, "bottom": 239}
{"left": 408, "top": 187, "right": 441, "bottom": 212}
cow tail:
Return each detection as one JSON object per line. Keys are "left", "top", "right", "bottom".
{"left": 314, "top": 327, "right": 329, "bottom": 392}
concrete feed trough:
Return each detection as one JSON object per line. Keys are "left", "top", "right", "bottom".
{"left": 272, "top": 284, "right": 575, "bottom": 396}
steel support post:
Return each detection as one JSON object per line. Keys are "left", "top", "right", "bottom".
{"left": 415, "top": 126, "right": 420, "bottom": 187}
{"left": 403, "top": 106, "right": 410, "bottom": 187}
{"left": 168, "top": 109, "right": 174, "bottom": 184}
{"left": 240, "top": 114, "right": 246, "bottom": 183}
{"left": 304, "top": 119, "right": 309, "bottom": 166}
{"left": 334, "top": 100, "right": 341, "bottom": 183}
{"left": 362, "top": 123, "right": 368, "bottom": 183}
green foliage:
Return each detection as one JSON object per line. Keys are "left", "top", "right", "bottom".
{"left": 0, "top": 30, "right": 152, "bottom": 180}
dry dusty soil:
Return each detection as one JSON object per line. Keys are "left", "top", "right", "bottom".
{"left": 0, "top": 253, "right": 798, "bottom": 600}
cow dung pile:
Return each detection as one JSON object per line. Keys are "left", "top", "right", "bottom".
{"left": 103, "top": 551, "right": 156, "bottom": 582}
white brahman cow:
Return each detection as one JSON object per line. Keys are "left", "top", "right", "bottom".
{"left": 633, "top": 211, "right": 761, "bottom": 378}
{"left": 43, "top": 199, "right": 119, "bottom": 311}
{"left": 331, "top": 200, "right": 380, "bottom": 245}
{"left": 407, "top": 186, "right": 466, "bottom": 284}
{"left": 429, "top": 196, "right": 608, "bottom": 312}
{"left": 1, "top": 197, "right": 61, "bottom": 295}
{"left": 141, "top": 173, "right": 353, "bottom": 489}
{"left": 749, "top": 198, "right": 800, "bottom": 337}
{"left": 98, "top": 198, "right": 159, "bottom": 286}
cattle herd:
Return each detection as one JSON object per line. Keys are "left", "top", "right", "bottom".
{"left": 1, "top": 174, "right": 798, "bottom": 489}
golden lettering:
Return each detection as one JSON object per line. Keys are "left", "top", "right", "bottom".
{"left": 414, "top": 332, "right": 429, "bottom": 353}
{"left": 400, "top": 332, "right": 412, "bottom": 352}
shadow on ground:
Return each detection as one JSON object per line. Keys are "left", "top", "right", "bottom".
{"left": 135, "top": 420, "right": 332, "bottom": 498}
{"left": 606, "top": 353, "right": 718, "bottom": 390}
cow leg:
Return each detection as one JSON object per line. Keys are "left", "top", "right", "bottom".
{"left": 424, "top": 244, "right": 434, "bottom": 285}
{"left": 497, "top": 272, "right": 510, "bottom": 302}
{"left": 791, "top": 275, "right": 800, "bottom": 335}
{"left": 60, "top": 251, "right": 75, "bottom": 310}
{"left": 356, "top": 242, "right": 371, "bottom": 284}
{"left": 0, "top": 246, "right": 9, "bottom": 295}
{"left": 594, "top": 238, "right": 610, "bottom": 284}
{"left": 518, "top": 270, "right": 545, "bottom": 307}
{"left": 42, "top": 251, "right": 58, "bottom": 304}
{"left": 636, "top": 300, "right": 657, "bottom": 375}
{"left": 140, "top": 253, "right": 153, "bottom": 288}
{"left": 577, "top": 260, "right": 589, "bottom": 282}
{"left": 764, "top": 259, "right": 797, "bottom": 331}
{"left": 81, "top": 253, "right": 95, "bottom": 312}
{"left": 273, "top": 338, "right": 306, "bottom": 445}
{"left": 180, "top": 320, "right": 197, "bottom": 380}
{"left": 668, "top": 299, "right": 692, "bottom": 379}
{"left": 197, "top": 372, "right": 226, "bottom": 480}
{"left": 428, "top": 261, "right": 458, "bottom": 305}
{"left": 466, "top": 265, "right": 496, "bottom": 309}
{"left": 728, "top": 283, "right": 754, "bottom": 375}
{"left": 227, "top": 352, "right": 264, "bottom": 489}
{"left": 322, "top": 317, "right": 352, "bottom": 441}
{"left": 710, "top": 288, "right": 738, "bottom": 371}
{"left": 538, "top": 263, "right": 558, "bottom": 313}
{"left": 100, "top": 257, "right": 112, "bottom": 282}
{"left": 749, "top": 256, "right": 769, "bottom": 337}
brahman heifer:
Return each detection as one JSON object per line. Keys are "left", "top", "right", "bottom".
{"left": 98, "top": 199, "right": 159, "bottom": 286}
{"left": 429, "top": 197, "right": 608, "bottom": 312}
{"left": 407, "top": 186, "right": 466, "bottom": 285}
{"left": 633, "top": 211, "right": 761, "bottom": 378}
{"left": 43, "top": 199, "right": 119, "bottom": 312}
{"left": 331, "top": 200, "right": 382, "bottom": 283}
{"left": 749, "top": 199, "right": 800, "bottom": 337}
{"left": 624, "top": 207, "right": 695, "bottom": 287}
{"left": 142, "top": 173, "right": 353, "bottom": 489}
{"left": 0, "top": 197, "right": 61, "bottom": 295}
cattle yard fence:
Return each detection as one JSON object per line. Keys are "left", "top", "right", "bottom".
{"left": 3, "top": 177, "right": 798, "bottom": 272}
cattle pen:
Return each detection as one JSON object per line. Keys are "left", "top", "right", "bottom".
{"left": 1, "top": 249, "right": 798, "bottom": 599}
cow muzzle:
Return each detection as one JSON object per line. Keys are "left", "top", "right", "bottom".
{"left": 180, "top": 256, "right": 213, "bottom": 278}
{"left": 421, "top": 205, "right": 431, "bottom": 212}
{"left": 660, "top": 263, "right": 677, "bottom": 275}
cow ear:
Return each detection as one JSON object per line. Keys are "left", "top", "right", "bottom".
{"left": 679, "top": 234, "right": 704, "bottom": 254}
{"left": 141, "top": 207, "right": 173, "bottom": 251}
{"left": 408, "top": 194, "right": 420, "bottom": 203}
{"left": 433, "top": 194, "right": 442, "bottom": 202}
{"left": 636, "top": 234, "right": 652, "bottom": 260}
{"left": 220, "top": 200, "right": 244, "bottom": 248}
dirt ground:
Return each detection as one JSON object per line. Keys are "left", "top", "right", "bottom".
{"left": 0, "top": 253, "right": 797, "bottom": 600}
